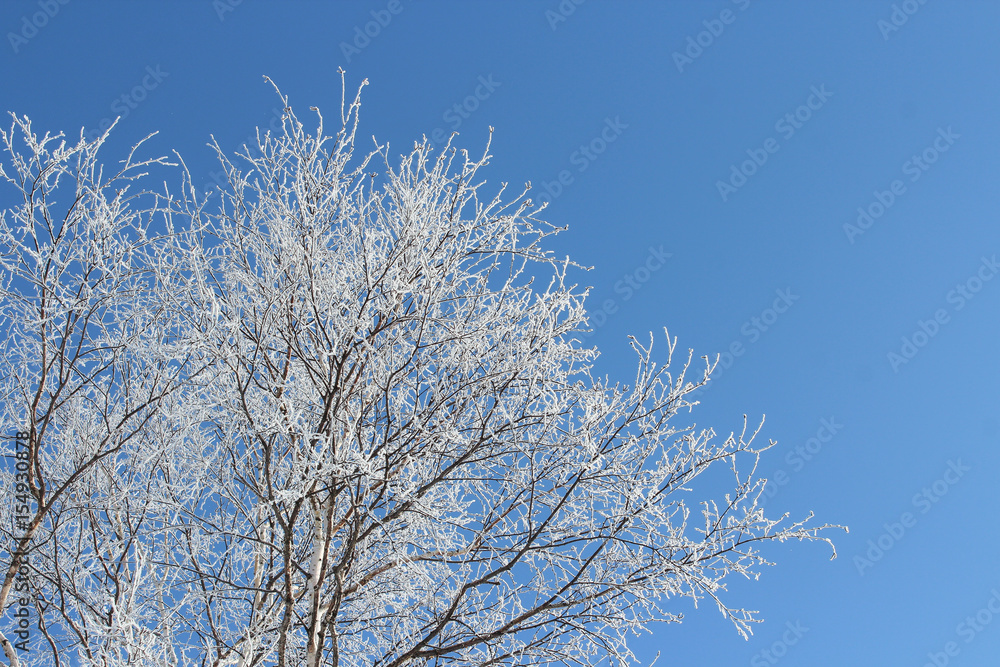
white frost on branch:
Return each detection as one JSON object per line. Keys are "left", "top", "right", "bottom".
{"left": 0, "top": 74, "right": 842, "bottom": 667}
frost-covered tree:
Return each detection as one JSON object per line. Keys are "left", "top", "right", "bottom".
{"left": 0, "top": 76, "right": 839, "bottom": 667}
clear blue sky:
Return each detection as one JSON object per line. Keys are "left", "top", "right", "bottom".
{"left": 2, "top": 1, "right": 999, "bottom": 665}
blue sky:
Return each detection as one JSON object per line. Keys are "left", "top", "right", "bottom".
{"left": 2, "top": 1, "right": 999, "bottom": 665}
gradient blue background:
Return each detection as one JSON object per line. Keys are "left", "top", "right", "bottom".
{"left": 2, "top": 1, "right": 998, "bottom": 665}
